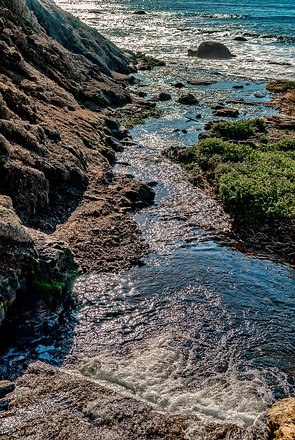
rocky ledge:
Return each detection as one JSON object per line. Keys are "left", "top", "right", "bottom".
{"left": 266, "top": 398, "right": 295, "bottom": 440}
{"left": 0, "top": 362, "right": 266, "bottom": 440}
{"left": 0, "top": 0, "right": 154, "bottom": 335}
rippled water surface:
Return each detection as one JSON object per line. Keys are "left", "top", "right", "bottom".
{"left": 56, "top": 0, "right": 295, "bottom": 79}
{"left": 62, "top": 86, "right": 295, "bottom": 429}
{"left": 38, "top": 70, "right": 293, "bottom": 432}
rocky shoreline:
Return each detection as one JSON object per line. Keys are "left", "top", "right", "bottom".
{"left": 0, "top": 0, "right": 294, "bottom": 439}
{"left": 0, "top": 0, "right": 157, "bottom": 335}
{"left": 165, "top": 86, "right": 295, "bottom": 265}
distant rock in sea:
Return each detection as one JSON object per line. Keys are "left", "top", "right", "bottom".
{"left": 189, "top": 41, "right": 235, "bottom": 59}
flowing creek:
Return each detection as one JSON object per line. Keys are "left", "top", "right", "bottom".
{"left": 2, "top": 68, "right": 295, "bottom": 436}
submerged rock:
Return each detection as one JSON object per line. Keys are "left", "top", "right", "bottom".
{"left": 178, "top": 94, "right": 199, "bottom": 105}
{"left": 212, "top": 107, "right": 239, "bottom": 117}
{"left": 233, "top": 36, "right": 248, "bottom": 41}
{"left": 193, "top": 41, "right": 235, "bottom": 59}
{"left": 173, "top": 82, "right": 186, "bottom": 89}
{"left": 158, "top": 92, "right": 172, "bottom": 101}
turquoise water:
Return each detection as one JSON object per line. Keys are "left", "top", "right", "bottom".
{"left": 125, "top": 0, "right": 295, "bottom": 40}
{"left": 56, "top": 0, "right": 295, "bottom": 79}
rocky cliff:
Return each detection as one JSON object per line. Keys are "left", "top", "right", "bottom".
{"left": 0, "top": 0, "right": 154, "bottom": 336}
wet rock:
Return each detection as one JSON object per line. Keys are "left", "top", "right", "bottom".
{"left": 0, "top": 400, "right": 10, "bottom": 411}
{"left": 233, "top": 84, "right": 244, "bottom": 89}
{"left": 187, "top": 49, "right": 198, "bottom": 57}
{"left": 193, "top": 41, "right": 235, "bottom": 59}
{"left": 0, "top": 362, "right": 265, "bottom": 440}
{"left": 138, "top": 91, "right": 148, "bottom": 98}
{"left": 268, "top": 61, "right": 292, "bottom": 66}
{"left": 185, "top": 114, "right": 202, "bottom": 121}
{"left": 158, "top": 92, "right": 172, "bottom": 101}
{"left": 129, "top": 75, "right": 141, "bottom": 85}
{"left": 178, "top": 94, "right": 199, "bottom": 105}
{"left": 173, "top": 82, "right": 186, "bottom": 89}
{"left": 266, "top": 398, "right": 295, "bottom": 439}
{"left": 0, "top": 381, "right": 15, "bottom": 399}
{"left": 187, "top": 80, "right": 217, "bottom": 86}
{"left": 233, "top": 36, "right": 248, "bottom": 41}
{"left": 133, "top": 10, "right": 147, "bottom": 15}
{"left": 212, "top": 107, "right": 239, "bottom": 117}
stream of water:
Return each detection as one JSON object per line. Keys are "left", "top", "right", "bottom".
{"left": 34, "top": 69, "right": 293, "bottom": 435}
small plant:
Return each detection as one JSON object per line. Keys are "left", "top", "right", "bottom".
{"left": 211, "top": 118, "right": 266, "bottom": 140}
{"left": 267, "top": 80, "right": 295, "bottom": 93}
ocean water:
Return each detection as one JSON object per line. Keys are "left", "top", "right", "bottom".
{"left": 56, "top": 0, "right": 295, "bottom": 79}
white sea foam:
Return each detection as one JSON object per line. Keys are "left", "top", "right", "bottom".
{"left": 56, "top": 0, "right": 295, "bottom": 80}
{"left": 70, "top": 333, "right": 272, "bottom": 429}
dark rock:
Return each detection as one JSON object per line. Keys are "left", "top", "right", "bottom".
{"left": 178, "top": 94, "right": 199, "bottom": 105}
{"left": 0, "top": 400, "right": 10, "bottom": 411}
{"left": 138, "top": 91, "right": 147, "bottom": 98}
{"left": 233, "top": 85, "right": 244, "bottom": 89}
{"left": 204, "top": 121, "right": 214, "bottom": 130}
{"left": 268, "top": 61, "right": 292, "bottom": 66}
{"left": 212, "top": 107, "right": 240, "bottom": 117}
{"left": 233, "top": 36, "right": 248, "bottom": 41}
{"left": 198, "top": 132, "right": 212, "bottom": 140}
{"left": 133, "top": 10, "right": 147, "bottom": 15}
{"left": 173, "top": 82, "right": 185, "bottom": 89}
{"left": 195, "top": 41, "right": 234, "bottom": 59}
{"left": 187, "top": 80, "right": 217, "bottom": 86}
{"left": 0, "top": 381, "right": 15, "bottom": 398}
{"left": 187, "top": 49, "right": 198, "bottom": 57}
{"left": 146, "top": 181, "right": 158, "bottom": 188}
{"left": 128, "top": 75, "right": 141, "bottom": 85}
{"left": 158, "top": 92, "right": 172, "bottom": 101}
{"left": 185, "top": 114, "right": 202, "bottom": 121}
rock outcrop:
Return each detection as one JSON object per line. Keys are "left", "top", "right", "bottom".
{"left": 0, "top": 0, "right": 155, "bottom": 332}
{"left": 178, "top": 94, "right": 199, "bottom": 105}
{"left": 191, "top": 41, "right": 234, "bottom": 59}
{"left": 266, "top": 398, "right": 295, "bottom": 439}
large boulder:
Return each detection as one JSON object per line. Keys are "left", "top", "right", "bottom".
{"left": 194, "top": 41, "right": 234, "bottom": 59}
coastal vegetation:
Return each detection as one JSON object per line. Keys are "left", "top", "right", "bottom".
{"left": 168, "top": 118, "right": 295, "bottom": 258}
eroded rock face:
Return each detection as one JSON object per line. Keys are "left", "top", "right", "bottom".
{"left": 0, "top": 195, "right": 79, "bottom": 333}
{"left": 195, "top": 41, "right": 234, "bottom": 59}
{"left": 0, "top": 0, "right": 157, "bottom": 334}
{"left": 266, "top": 398, "right": 295, "bottom": 440}
{"left": 0, "top": 196, "right": 34, "bottom": 324}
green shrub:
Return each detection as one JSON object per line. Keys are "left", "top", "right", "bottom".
{"left": 192, "top": 138, "right": 256, "bottom": 172}
{"left": 267, "top": 80, "right": 295, "bottom": 93}
{"left": 217, "top": 152, "right": 295, "bottom": 220}
{"left": 267, "top": 139, "right": 295, "bottom": 152}
{"left": 211, "top": 118, "right": 266, "bottom": 140}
